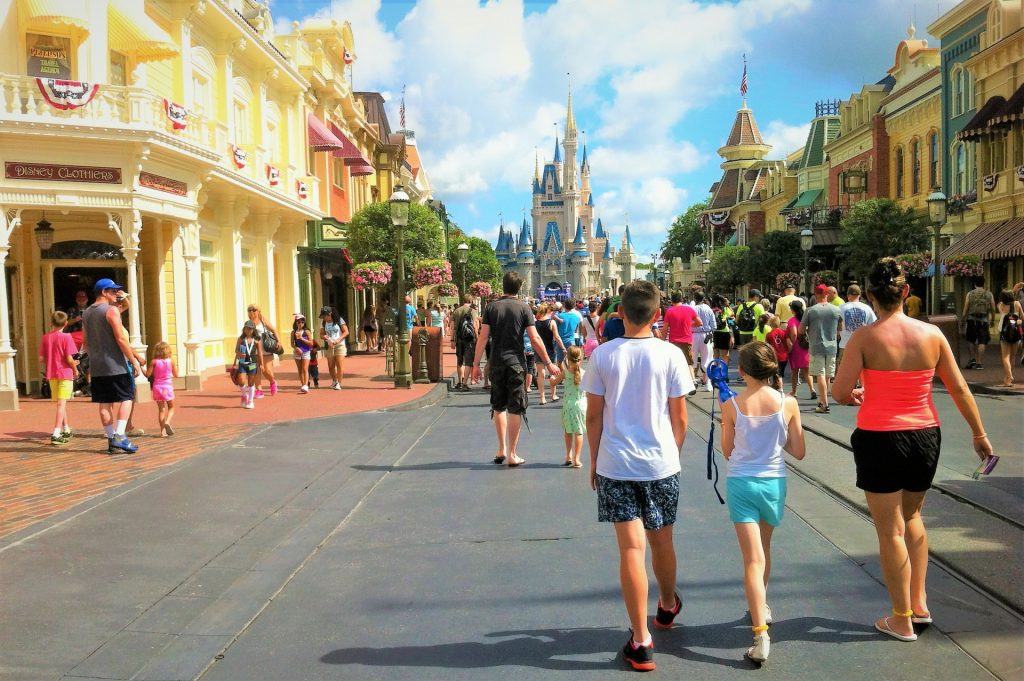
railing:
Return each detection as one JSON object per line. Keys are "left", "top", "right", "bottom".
{"left": 786, "top": 205, "right": 851, "bottom": 229}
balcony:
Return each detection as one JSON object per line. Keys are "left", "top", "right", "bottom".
{"left": 785, "top": 205, "right": 850, "bottom": 229}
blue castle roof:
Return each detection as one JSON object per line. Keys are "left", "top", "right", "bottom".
{"left": 603, "top": 238, "right": 612, "bottom": 259}
{"left": 586, "top": 192, "right": 594, "bottom": 207}
{"left": 533, "top": 177, "right": 542, "bottom": 194}
{"left": 624, "top": 224, "right": 634, "bottom": 249}
{"left": 572, "top": 218, "right": 588, "bottom": 257}
{"left": 540, "top": 163, "right": 561, "bottom": 195}
{"left": 518, "top": 217, "right": 532, "bottom": 249}
{"left": 542, "top": 220, "right": 563, "bottom": 253}
{"left": 553, "top": 134, "right": 561, "bottom": 164}
{"left": 594, "top": 217, "right": 606, "bottom": 239}
{"left": 581, "top": 144, "right": 589, "bottom": 173}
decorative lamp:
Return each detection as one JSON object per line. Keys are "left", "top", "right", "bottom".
{"left": 456, "top": 242, "right": 470, "bottom": 265}
{"left": 926, "top": 189, "right": 947, "bottom": 226}
{"left": 800, "top": 228, "right": 814, "bottom": 252}
{"left": 389, "top": 185, "right": 410, "bottom": 227}
{"left": 35, "top": 214, "right": 55, "bottom": 250}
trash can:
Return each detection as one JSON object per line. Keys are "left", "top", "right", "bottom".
{"left": 410, "top": 326, "right": 443, "bottom": 382}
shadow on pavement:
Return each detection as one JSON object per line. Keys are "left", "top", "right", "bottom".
{"left": 320, "top": 616, "right": 876, "bottom": 672}
{"left": 351, "top": 461, "right": 571, "bottom": 472}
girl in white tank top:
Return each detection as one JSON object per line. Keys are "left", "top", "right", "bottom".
{"left": 720, "top": 342, "right": 806, "bottom": 665}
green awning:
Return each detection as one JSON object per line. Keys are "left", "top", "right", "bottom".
{"left": 726, "top": 232, "right": 738, "bottom": 246}
{"left": 789, "top": 189, "right": 822, "bottom": 211}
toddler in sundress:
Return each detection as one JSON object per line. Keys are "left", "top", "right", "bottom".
{"left": 560, "top": 345, "right": 587, "bottom": 467}
{"left": 147, "top": 341, "right": 178, "bottom": 437}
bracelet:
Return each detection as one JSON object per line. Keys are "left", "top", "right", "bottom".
{"left": 973, "top": 433, "right": 988, "bottom": 440}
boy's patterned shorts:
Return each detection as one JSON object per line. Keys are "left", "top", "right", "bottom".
{"left": 596, "top": 473, "right": 679, "bottom": 530}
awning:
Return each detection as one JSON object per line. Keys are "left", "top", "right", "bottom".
{"left": 941, "top": 219, "right": 1024, "bottom": 260}
{"left": 19, "top": 0, "right": 90, "bottom": 38}
{"left": 726, "top": 232, "right": 737, "bottom": 246}
{"left": 329, "top": 122, "right": 372, "bottom": 167}
{"left": 989, "top": 83, "right": 1024, "bottom": 127}
{"left": 956, "top": 95, "right": 1007, "bottom": 141}
{"left": 307, "top": 113, "right": 344, "bottom": 152}
{"left": 788, "top": 189, "right": 823, "bottom": 212}
{"left": 107, "top": 0, "right": 178, "bottom": 62}
{"left": 347, "top": 162, "right": 375, "bottom": 177}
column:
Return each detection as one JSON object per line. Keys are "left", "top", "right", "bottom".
{"left": 0, "top": 208, "right": 21, "bottom": 411}
{"left": 108, "top": 210, "right": 150, "bottom": 401}
{"left": 181, "top": 221, "right": 202, "bottom": 390}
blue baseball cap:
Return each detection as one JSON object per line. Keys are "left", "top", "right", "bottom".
{"left": 94, "top": 277, "right": 124, "bottom": 293}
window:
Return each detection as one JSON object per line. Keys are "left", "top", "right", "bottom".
{"left": 991, "top": 6, "right": 1003, "bottom": 43}
{"left": 929, "top": 132, "right": 939, "bottom": 189}
{"left": 894, "top": 146, "right": 905, "bottom": 199}
{"left": 192, "top": 73, "right": 210, "bottom": 116}
{"left": 954, "top": 143, "right": 966, "bottom": 194}
{"left": 990, "top": 136, "right": 1006, "bottom": 174}
{"left": 265, "top": 121, "right": 278, "bottom": 162}
{"left": 190, "top": 46, "right": 215, "bottom": 116}
{"left": 911, "top": 139, "right": 921, "bottom": 195}
{"left": 109, "top": 51, "right": 127, "bottom": 86}
{"left": 964, "top": 69, "right": 973, "bottom": 111}
{"left": 233, "top": 101, "right": 249, "bottom": 144}
{"left": 307, "top": 147, "right": 316, "bottom": 177}
{"left": 952, "top": 68, "right": 964, "bottom": 116}
{"left": 26, "top": 33, "right": 72, "bottom": 79}
{"left": 199, "top": 240, "right": 217, "bottom": 331}
{"left": 331, "top": 157, "right": 345, "bottom": 189}
{"left": 1014, "top": 129, "right": 1024, "bottom": 168}
{"left": 240, "top": 247, "right": 257, "bottom": 308}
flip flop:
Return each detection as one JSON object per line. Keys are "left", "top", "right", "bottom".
{"left": 572, "top": 462, "right": 583, "bottom": 468}
{"left": 492, "top": 456, "right": 506, "bottom": 465}
{"left": 875, "top": 616, "right": 917, "bottom": 642}
{"left": 507, "top": 457, "right": 526, "bottom": 467}
{"left": 563, "top": 461, "right": 574, "bottom": 467}
{"left": 911, "top": 612, "right": 933, "bottom": 625}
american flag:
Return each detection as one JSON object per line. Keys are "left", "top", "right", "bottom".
{"left": 740, "top": 56, "right": 748, "bottom": 97}
{"left": 399, "top": 85, "right": 406, "bottom": 128}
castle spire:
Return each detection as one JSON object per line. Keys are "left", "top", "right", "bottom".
{"left": 580, "top": 131, "right": 589, "bottom": 174}
{"left": 534, "top": 147, "right": 540, "bottom": 182}
{"left": 566, "top": 73, "right": 576, "bottom": 134}
{"left": 553, "top": 130, "right": 561, "bottom": 164}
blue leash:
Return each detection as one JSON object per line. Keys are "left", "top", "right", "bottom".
{"left": 704, "top": 359, "right": 735, "bottom": 505}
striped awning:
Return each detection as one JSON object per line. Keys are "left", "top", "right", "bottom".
{"left": 347, "top": 162, "right": 375, "bottom": 177}
{"left": 307, "top": 113, "right": 344, "bottom": 152}
{"left": 941, "top": 219, "right": 1024, "bottom": 260}
{"left": 19, "top": 0, "right": 90, "bottom": 38}
{"left": 956, "top": 96, "right": 1007, "bottom": 142}
{"left": 108, "top": 0, "right": 178, "bottom": 63}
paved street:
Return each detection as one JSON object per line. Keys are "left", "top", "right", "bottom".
{"left": 1, "top": 383, "right": 1019, "bottom": 681}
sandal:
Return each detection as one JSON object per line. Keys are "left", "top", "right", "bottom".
{"left": 874, "top": 616, "right": 917, "bottom": 642}
{"left": 507, "top": 456, "right": 526, "bottom": 467}
{"left": 572, "top": 462, "right": 583, "bottom": 468}
{"left": 492, "top": 456, "right": 506, "bottom": 465}
{"left": 563, "top": 460, "right": 574, "bottom": 467}
{"left": 911, "top": 611, "right": 932, "bottom": 625}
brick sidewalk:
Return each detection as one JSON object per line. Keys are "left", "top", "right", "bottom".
{"left": 0, "top": 349, "right": 454, "bottom": 540}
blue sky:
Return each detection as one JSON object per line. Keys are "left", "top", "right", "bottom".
{"left": 270, "top": 0, "right": 960, "bottom": 260}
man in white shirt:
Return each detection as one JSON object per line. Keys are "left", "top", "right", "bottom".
{"left": 837, "top": 284, "right": 876, "bottom": 369}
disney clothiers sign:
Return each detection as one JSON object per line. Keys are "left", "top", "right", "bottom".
{"left": 5, "top": 162, "right": 122, "bottom": 184}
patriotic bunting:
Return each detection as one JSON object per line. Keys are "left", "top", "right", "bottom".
{"left": 983, "top": 173, "right": 998, "bottom": 192}
{"left": 708, "top": 210, "right": 731, "bottom": 227}
{"left": 36, "top": 78, "right": 99, "bottom": 110}
{"left": 343, "top": 47, "right": 354, "bottom": 65}
{"left": 163, "top": 99, "right": 188, "bottom": 130}
{"left": 296, "top": 180, "right": 308, "bottom": 199}
{"left": 266, "top": 164, "right": 280, "bottom": 186}
{"left": 1016, "top": 165, "right": 1024, "bottom": 182}
{"left": 232, "top": 145, "right": 247, "bottom": 169}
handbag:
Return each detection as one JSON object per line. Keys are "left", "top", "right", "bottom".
{"left": 261, "top": 329, "right": 283, "bottom": 355}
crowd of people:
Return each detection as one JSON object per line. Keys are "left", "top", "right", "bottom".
{"left": 457, "top": 261, "right": 996, "bottom": 670}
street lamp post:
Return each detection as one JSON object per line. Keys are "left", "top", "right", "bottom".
{"left": 390, "top": 186, "right": 412, "bottom": 388}
{"left": 702, "top": 257, "right": 710, "bottom": 292}
{"left": 800, "top": 228, "right": 814, "bottom": 298}
{"left": 456, "top": 242, "right": 470, "bottom": 298}
{"left": 926, "top": 189, "right": 948, "bottom": 317}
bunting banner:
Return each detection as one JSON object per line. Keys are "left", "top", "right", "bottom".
{"left": 1016, "top": 165, "right": 1024, "bottom": 182}
{"left": 35, "top": 78, "right": 99, "bottom": 110}
{"left": 983, "top": 173, "right": 998, "bottom": 192}
{"left": 296, "top": 180, "right": 308, "bottom": 199}
{"left": 343, "top": 47, "right": 354, "bottom": 65}
{"left": 266, "top": 164, "right": 280, "bottom": 186}
{"left": 707, "top": 210, "right": 731, "bottom": 227}
{"left": 232, "top": 145, "right": 247, "bottom": 169}
{"left": 163, "top": 99, "right": 188, "bottom": 130}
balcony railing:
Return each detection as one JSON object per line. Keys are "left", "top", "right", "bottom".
{"left": 786, "top": 205, "right": 850, "bottom": 229}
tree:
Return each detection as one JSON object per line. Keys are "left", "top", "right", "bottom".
{"left": 838, "top": 199, "right": 930, "bottom": 279}
{"left": 348, "top": 202, "right": 445, "bottom": 285}
{"left": 706, "top": 245, "right": 750, "bottom": 296}
{"left": 743, "top": 230, "right": 804, "bottom": 291}
{"left": 447, "top": 231, "right": 502, "bottom": 292}
{"left": 660, "top": 200, "right": 709, "bottom": 263}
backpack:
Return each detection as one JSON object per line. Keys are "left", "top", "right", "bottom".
{"left": 967, "top": 289, "right": 992, "bottom": 317}
{"left": 1002, "top": 311, "right": 1022, "bottom": 344}
{"left": 736, "top": 302, "right": 756, "bottom": 333}
{"left": 458, "top": 310, "right": 476, "bottom": 342}
{"left": 713, "top": 307, "right": 726, "bottom": 331}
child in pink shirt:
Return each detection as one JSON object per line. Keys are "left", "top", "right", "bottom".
{"left": 38, "top": 311, "right": 79, "bottom": 446}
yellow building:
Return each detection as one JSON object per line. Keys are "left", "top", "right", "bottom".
{"left": 0, "top": 0, "right": 333, "bottom": 410}
{"left": 761, "top": 149, "right": 800, "bottom": 233}
{"left": 944, "top": 1, "right": 1024, "bottom": 289}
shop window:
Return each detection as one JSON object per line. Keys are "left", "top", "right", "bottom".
{"left": 332, "top": 157, "right": 345, "bottom": 189}
{"left": 954, "top": 143, "right": 966, "bottom": 194}
{"left": 990, "top": 136, "right": 1006, "bottom": 174}
{"left": 1013, "top": 129, "right": 1023, "bottom": 168}
{"left": 929, "top": 132, "right": 939, "bottom": 189}
{"left": 952, "top": 68, "right": 964, "bottom": 116}
{"left": 109, "top": 51, "right": 127, "bottom": 86}
{"left": 911, "top": 139, "right": 921, "bottom": 195}
{"left": 26, "top": 33, "right": 72, "bottom": 79}
{"left": 894, "top": 146, "right": 904, "bottom": 199}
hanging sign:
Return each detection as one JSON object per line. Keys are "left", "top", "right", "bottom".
{"left": 163, "top": 99, "right": 188, "bottom": 130}
{"left": 36, "top": 78, "right": 99, "bottom": 110}
{"left": 139, "top": 171, "right": 187, "bottom": 196}
{"left": 5, "top": 161, "right": 121, "bottom": 184}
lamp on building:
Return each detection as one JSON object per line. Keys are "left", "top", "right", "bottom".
{"left": 389, "top": 185, "right": 412, "bottom": 388}
{"left": 456, "top": 242, "right": 470, "bottom": 296}
{"left": 35, "top": 214, "right": 55, "bottom": 250}
{"left": 926, "top": 188, "right": 948, "bottom": 317}
{"left": 702, "top": 257, "right": 711, "bottom": 291}
{"left": 800, "top": 228, "right": 814, "bottom": 297}
{"left": 843, "top": 168, "right": 867, "bottom": 195}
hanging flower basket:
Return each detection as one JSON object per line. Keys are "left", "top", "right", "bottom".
{"left": 943, "top": 253, "right": 983, "bottom": 278}
{"left": 350, "top": 261, "right": 392, "bottom": 291}
{"left": 774, "top": 272, "right": 800, "bottom": 291}
{"left": 437, "top": 282, "right": 459, "bottom": 298}
{"left": 413, "top": 259, "right": 452, "bottom": 288}
{"left": 812, "top": 270, "right": 839, "bottom": 288}
{"left": 469, "top": 281, "right": 493, "bottom": 298}
{"left": 894, "top": 252, "right": 932, "bottom": 278}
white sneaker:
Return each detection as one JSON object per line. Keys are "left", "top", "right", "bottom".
{"left": 243, "top": 400, "right": 254, "bottom": 409}
{"left": 705, "top": 381, "right": 714, "bottom": 392}
{"left": 765, "top": 604, "right": 773, "bottom": 625}
{"left": 745, "top": 633, "right": 770, "bottom": 663}
{"left": 299, "top": 385, "right": 309, "bottom": 393}
{"left": 332, "top": 382, "right": 341, "bottom": 390}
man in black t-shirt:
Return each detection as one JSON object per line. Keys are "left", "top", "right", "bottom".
{"left": 472, "top": 272, "right": 560, "bottom": 467}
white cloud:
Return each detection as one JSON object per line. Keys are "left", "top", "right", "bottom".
{"left": 762, "top": 120, "right": 811, "bottom": 160}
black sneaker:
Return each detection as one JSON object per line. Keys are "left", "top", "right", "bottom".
{"left": 654, "top": 593, "right": 682, "bottom": 629}
{"left": 622, "top": 636, "right": 655, "bottom": 671}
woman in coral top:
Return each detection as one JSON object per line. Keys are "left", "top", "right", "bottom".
{"left": 833, "top": 258, "right": 992, "bottom": 642}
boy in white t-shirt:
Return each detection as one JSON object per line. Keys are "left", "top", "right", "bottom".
{"left": 581, "top": 280, "right": 694, "bottom": 672}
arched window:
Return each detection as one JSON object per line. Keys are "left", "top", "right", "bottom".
{"left": 894, "top": 146, "right": 905, "bottom": 199}
{"left": 991, "top": 5, "right": 1003, "bottom": 44}
{"left": 190, "top": 47, "right": 216, "bottom": 117}
{"left": 929, "top": 131, "right": 939, "bottom": 189}
{"left": 954, "top": 143, "right": 966, "bottom": 194}
{"left": 911, "top": 139, "right": 921, "bottom": 195}
{"left": 232, "top": 77, "right": 253, "bottom": 144}
{"left": 952, "top": 67, "right": 964, "bottom": 116}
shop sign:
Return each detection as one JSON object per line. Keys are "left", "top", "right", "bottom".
{"left": 139, "top": 171, "right": 187, "bottom": 196}
{"left": 321, "top": 222, "right": 346, "bottom": 241}
{"left": 27, "top": 38, "right": 71, "bottom": 79}
{"left": 4, "top": 162, "right": 122, "bottom": 184}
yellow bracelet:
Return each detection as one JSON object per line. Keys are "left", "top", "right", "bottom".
{"left": 892, "top": 608, "right": 913, "bottom": 618}
{"left": 752, "top": 625, "right": 769, "bottom": 633}
{"left": 973, "top": 433, "right": 988, "bottom": 440}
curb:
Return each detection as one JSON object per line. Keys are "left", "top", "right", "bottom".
{"left": 964, "top": 381, "right": 1023, "bottom": 397}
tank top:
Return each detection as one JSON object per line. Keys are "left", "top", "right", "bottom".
{"left": 857, "top": 368, "right": 939, "bottom": 431}
{"left": 151, "top": 358, "right": 173, "bottom": 388}
{"left": 82, "top": 303, "right": 128, "bottom": 377}
{"left": 239, "top": 338, "right": 259, "bottom": 364}
{"left": 536, "top": 317, "right": 556, "bottom": 355}
{"left": 582, "top": 314, "right": 600, "bottom": 342}
{"left": 727, "top": 391, "right": 788, "bottom": 478}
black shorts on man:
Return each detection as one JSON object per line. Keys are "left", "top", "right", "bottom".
{"left": 90, "top": 373, "right": 135, "bottom": 404}
{"left": 965, "top": 317, "right": 990, "bottom": 345}
{"left": 488, "top": 362, "right": 527, "bottom": 415}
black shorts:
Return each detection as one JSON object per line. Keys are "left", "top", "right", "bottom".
{"left": 91, "top": 373, "right": 135, "bottom": 404}
{"left": 713, "top": 330, "right": 732, "bottom": 350}
{"left": 456, "top": 340, "right": 476, "bottom": 367}
{"left": 851, "top": 427, "right": 941, "bottom": 493}
{"left": 488, "top": 362, "right": 527, "bottom": 415}
{"left": 965, "top": 318, "right": 990, "bottom": 345}
{"left": 525, "top": 352, "right": 537, "bottom": 377}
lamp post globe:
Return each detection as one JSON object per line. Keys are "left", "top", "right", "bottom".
{"left": 390, "top": 186, "right": 412, "bottom": 388}
{"left": 926, "top": 189, "right": 947, "bottom": 315}
{"left": 800, "top": 228, "right": 814, "bottom": 298}
{"left": 456, "top": 242, "right": 470, "bottom": 297}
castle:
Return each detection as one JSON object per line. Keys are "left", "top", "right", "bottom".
{"left": 494, "top": 89, "right": 636, "bottom": 299}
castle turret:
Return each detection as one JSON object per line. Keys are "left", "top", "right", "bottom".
{"left": 563, "top": 84, "right": 578, "bottom": 193}
{"left": 495, "top": 225, "right": 508, "bottom": 264}
{"left": 570, "top": 217, "right": 590, "bottom": 294}
{"left": 617, "top": 223, "right": 637, "bottom": 284}
{"left": 601, "top": 235, "right": 615, "bottom": 291}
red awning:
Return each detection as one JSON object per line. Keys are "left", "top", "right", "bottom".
{"left": 307, "top": 113, "right": 344, "bottom": 152}
{"left": 347, "top": 162, "right": 374, "bottom": 177}
{"left": 329, "top": 122, "right": 372, "bottom": 166}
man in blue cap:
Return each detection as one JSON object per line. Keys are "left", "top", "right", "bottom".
{"left": 82, "top": 278, "right": 145, "bottom": 454}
